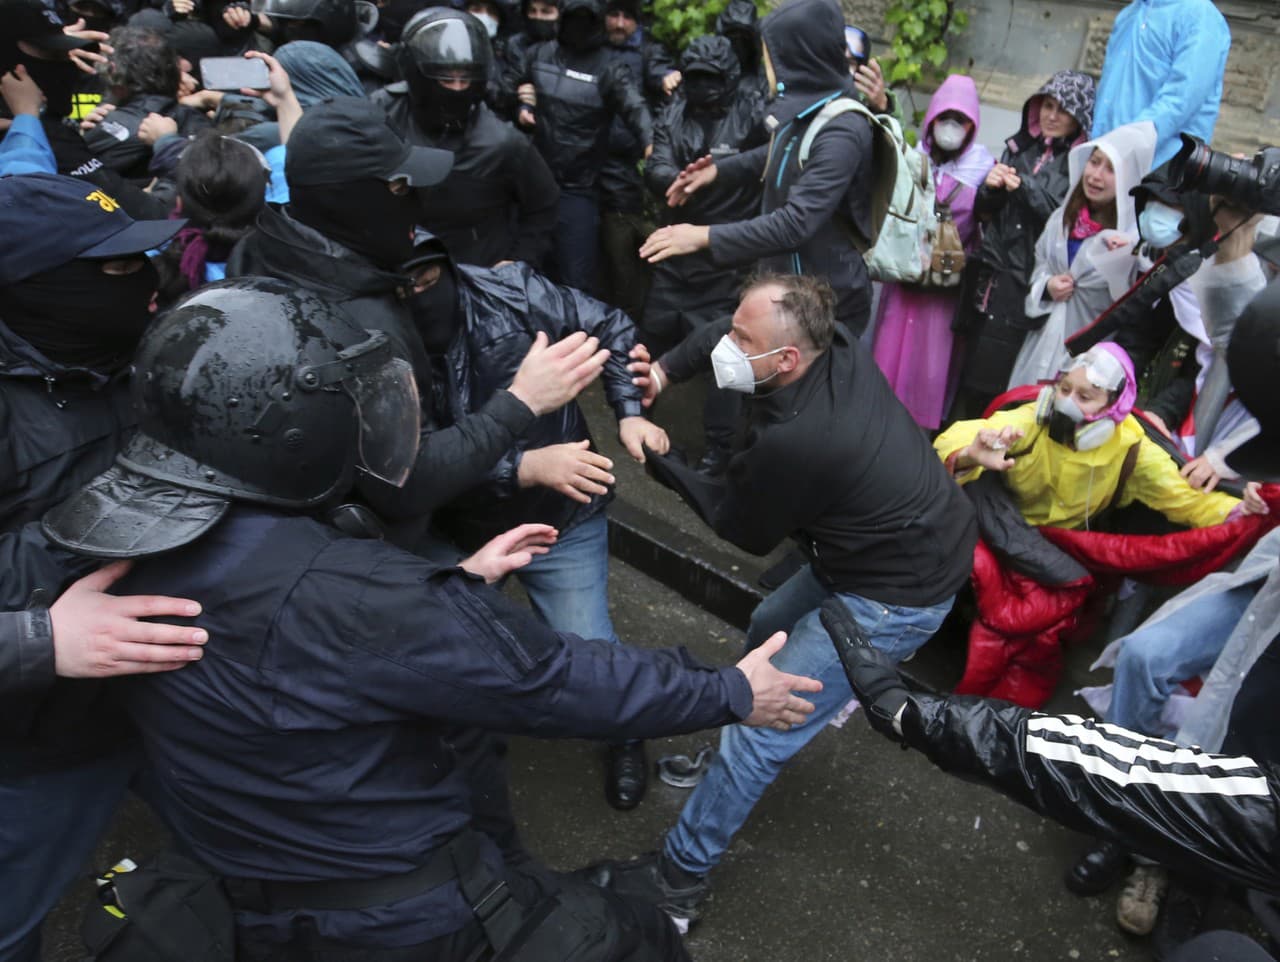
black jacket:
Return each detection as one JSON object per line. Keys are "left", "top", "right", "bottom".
{"left": 654, "top": 323, "right": 976, "bottom": 606}
{"left": 707, "top": 0, "right": 873, "bottom": 334}
{"left": 433, "top": 261, "right": 643, "bottom": 550}
{"left": 82, "top": 93, "right": 212, "bottom": 182}
{"left": 513, "top": 0, "right": 652, "bottom": 193}
{"left": 107, "top": 505, "right": 752, "bottom": 944}
{"left": 42, "top": 117, "right": 173, "bottom": 220}
{"left": 373, "top": 92, "right": 560, "bottom": 270}
{"left": 598, "top": 26, "right": 673, "bottom": 212}
{"left": 227, "top": 207, "right": 536, "bottom": 527}
{"left": 959, "top": 98, "right": 1076, "bottom": 395}
{"left": 643, "top": 42, "right": 766, "bottom": 340}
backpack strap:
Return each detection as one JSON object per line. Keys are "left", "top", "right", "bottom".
{"left": 1111, "top": 440, "right": 1142, "bottom": 508}
{"left": 797, "top": 96, "right": 872, "bottom": 167}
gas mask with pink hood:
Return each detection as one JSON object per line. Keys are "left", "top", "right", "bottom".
{"left": 1034, "top": 342, "right": 1137, "bottom": 451}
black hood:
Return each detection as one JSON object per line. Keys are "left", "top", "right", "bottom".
{"left": 759, "top": 0, "right": 853, "bottom": 123}
{"left": 1130, "top": 168, "right": 1216, "bottom": 252}
{"left": 716, "top": 0, "right": 757, "bottom": 37}
{"left": 559, "top": 0, "right": 605, "bottom": 49}
{"left": 681, "top": 34, "right": 740, "bottom": 84}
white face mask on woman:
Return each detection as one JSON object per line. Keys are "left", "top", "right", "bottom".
{"left": 932, "top": 118, "right": 968, "bottom": 152}
{"left": 472, "top": 11, "right": 499, "bottom": 37}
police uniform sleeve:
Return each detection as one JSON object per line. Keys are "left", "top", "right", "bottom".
{"left": 339, "top": 553, "right": 754, "bottom": 737}
{"left": 903, "top": 693, "right": 1280, "bottom": 895}
{"left": 601, "top": 61, "right": 653, "bottom": 149}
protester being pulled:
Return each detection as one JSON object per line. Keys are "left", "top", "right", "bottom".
{"left": 870, "top": 73, "right": 993, "bottom": 430}
{"left": 951, "top": 69, "right": 1095, "bottom": 419}
{"left": 639, "top": 0, "right": 876, "bottom": 335}
{"left": 587, "top": 273, "right": 977, "bottom": 931}
{"left": 511, "top": 0, "right": 653, "bottom": 295}
{"left": 81, "top": 25, "right": 212, "bottom": 181}
{"left": 1091, "top": 0, "right": 1230, "bottom": 168}
{"left": 641, "top": 33, "right": 765, "bottom": 476}
{"left": 374, "top": 8, "right": 560, "bottom": 270}
{"left": 1007, "top": 121, "right": 1155, "bottom": 389}
{"left": 404, "top": 230, "right": 669, "bottom": 811}
{"left": 30, "top": 276, "right": 822, "bottom": 960}
{"left": 934, "top": 342, "right": 1269, "bottom": 709}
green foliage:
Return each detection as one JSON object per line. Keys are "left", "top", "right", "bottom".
{"left": 647, "top": 0, "right": 770, "bottom": 55}
{"left": 882, "top": 0, "right": 966, "bottom": 89}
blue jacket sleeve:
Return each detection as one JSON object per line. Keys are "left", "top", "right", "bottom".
{"left": 0, "top": 114, "right": 56, "bottom": 176}
{"left": 310, "top": 548, "right": 755, "bottom": 737}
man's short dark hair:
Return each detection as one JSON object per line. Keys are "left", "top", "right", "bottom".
{"left": 742, "top": 273, "right": 836, "bottom": 354}
{"left": 105, "top": 27, "right": 180, "bottom": 100}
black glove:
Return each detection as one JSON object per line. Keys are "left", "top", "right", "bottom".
{"left": 819, "top": 598, "right": 911, "bottom": 742}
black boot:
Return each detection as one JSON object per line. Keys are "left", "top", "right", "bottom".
{"left": 1064, "top": 838, "right": 1131, "bottom": 896}
{"left": 605, "top": 740, "right": 648, "bottom": 811}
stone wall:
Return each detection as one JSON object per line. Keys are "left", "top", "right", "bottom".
{"left": 840, "top": 0, "right": 1280, "bottom": 153}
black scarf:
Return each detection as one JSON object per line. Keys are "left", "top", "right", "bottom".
{"left": 289, "top": 180, "right": 418, "bottom": 269}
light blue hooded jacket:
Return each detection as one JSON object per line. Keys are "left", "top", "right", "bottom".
{"left": 1092, "top": 0, "right": 1231, "bottom": 168}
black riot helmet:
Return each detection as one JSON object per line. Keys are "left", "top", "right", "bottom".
{"left": 397, "top": 9, "right": 491, "bottom": 133}
{"left": 261, "top": 0, "right": 363, "bottom": 47}
{"left": 43, "top": 278, "right": 421, "bottom": 559}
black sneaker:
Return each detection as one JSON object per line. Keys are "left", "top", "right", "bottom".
{"left": 605, "top": 741, "right": 648, "bottom": 811}
{"left": 584, "top": 851, "right": 709, "bottom": 935}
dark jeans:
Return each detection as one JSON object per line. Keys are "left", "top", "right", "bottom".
{"left": 0, "top": 742, "right": 142, "bottom": 962}
{"left": 598, "top": 208, "right": 652, "bottom": 323}
{"left": 554, "top": 190, "right": 601, "bottom": 297}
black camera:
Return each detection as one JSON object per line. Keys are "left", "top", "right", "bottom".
{"left": 1169, "top": 133, "right": 1280, "bottom": 216}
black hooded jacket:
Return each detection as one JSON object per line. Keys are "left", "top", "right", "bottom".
{"left": 959, "top": 72, "right": 1094, "bottom": 396}
{"left": 644, "top": 36, "right": 766, "bottom": 337}
{"left": 373, "top": 93, "right": 560, "bottom": 270}
{"left": 716, "top": 0, "right": 767, "bottom": 98}
{"left": 512, "top": 0, "right": 652, "bottom": 193}
{"left": 598, "top": 23, "right": 674, "bottom": 212}
{"left": 227, "top": 207, "right": 537, "bottom": 527}
{"left": 705, "top": 0, "right": 874, "bottom": 334}
{"left": 428, "top": 259, "right": 644, "bottom": 550}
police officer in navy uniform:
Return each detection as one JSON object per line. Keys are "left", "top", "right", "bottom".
{"left": 38, "top": 277, "right": 821, "bottom": 960}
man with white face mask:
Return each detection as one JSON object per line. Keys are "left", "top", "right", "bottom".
{"left": 592, "top": 273, "right": 977, "bottom": 931}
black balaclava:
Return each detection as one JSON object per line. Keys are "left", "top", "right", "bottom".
{"left": 0, "top": 258, "right": 158, "bottom": 371}
{"left": 0, "top": 42, "right": 79, "bottom": 117}
{"left": 683, "top": 70, "right": 731, "bottom": 115}
{"left": 558, "top": 8, "right": 601, "bottom": 52}
{"left": 526, "top": 17, "right": 556, "bottom": 42}
{"left": 406, "top": 69, "right": 484, "bottom": 135}
{"left": 289, "top": 179, "right": 418, "bottom": 269}
{"left": 409, "top": 266, "right": 460, "bottom": 352}
{"left": 725, "top": 31, "right": 757, "bottom": 74}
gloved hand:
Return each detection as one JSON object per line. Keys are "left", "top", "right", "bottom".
{"left": 819, "top": 598, "right": 911, "bottom": 742}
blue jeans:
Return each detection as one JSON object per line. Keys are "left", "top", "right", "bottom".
{"left": 1107, "top": 584, "right": 1257, "bottom": 737}
{"left": 664, "top": 564, "right": 953, "bottom": 875}
{"left": 516, "top": 512, "right": 619, "bottom": 645}
{"left": 0, "top": 743, "right": 140, "bottom": 962}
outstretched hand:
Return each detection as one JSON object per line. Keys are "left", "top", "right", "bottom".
{"left": 460, "top": 524, "right": 558, "bottom": 583}
{"left": 664, "top": 154, "right": 717, "bottom": 208}
{"left": 818, "top": 599, "right": 909, "bottom": 742}
{"left": 736, "top": 632, "right": 823, "bottom": 730}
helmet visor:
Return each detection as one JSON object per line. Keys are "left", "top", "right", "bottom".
{"left": 348, "top": 355, "right": 420, "bottom": 488}
{"left": 408, "top": 18, "right": 490, "bottom": 77}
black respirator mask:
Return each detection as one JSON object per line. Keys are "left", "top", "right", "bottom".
{"left": 683, "top": 72, "right": 730, "bottom": 114}
{"left": 525, "top": 17, "right": 557, "bottom": 42}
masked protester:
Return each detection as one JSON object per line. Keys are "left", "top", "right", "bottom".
{"left": 587, "top": 272, "right": 977, "bottom": 931}
{"left": 508, "top": 0, "right": 652, "bottom": 295}
{"left": 374, "top": 8, "right": 559, "bottom": 270}
{"left": 403, "top": 230, "right": 669, "bottom": 811}
{"left": 0, "top": 173, "right": 184, "bottom": 961}
{"left": 714, "top": 0, "right": 765, "bottom": 97}
{"left": 595, "top": 0, "right": 674, "bottom": 321}
{"left": 643, "top": 34, "right": 765, "bottom": 476}
{"left": 638, "top": 0, "right": 876, "bottom": 335}
{"left": 8, "top": 275, "right": 813, "bottom": 962}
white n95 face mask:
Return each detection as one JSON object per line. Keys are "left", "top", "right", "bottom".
{"left": 932, "top": 119, "right": 968, "bottom": 152}
{"left": 474, "top": 11, "right": 499, "bottom": 37}
{"left": 710, "top": 334, "right": 785, "bottom": 394}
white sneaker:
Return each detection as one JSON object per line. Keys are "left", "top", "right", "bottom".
{"left": 1116, "top": 865, "right": 1169, "bottom": 935}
